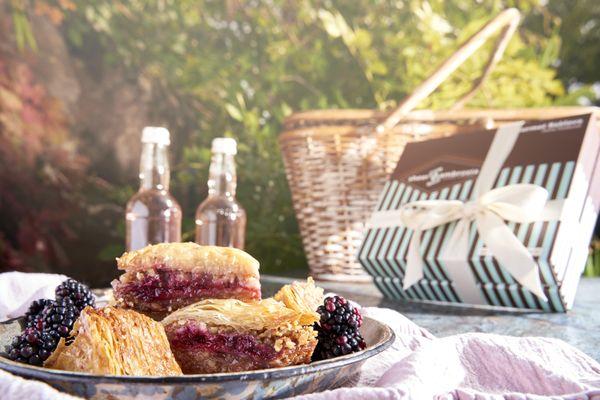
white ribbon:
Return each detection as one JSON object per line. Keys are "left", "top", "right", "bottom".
{"left": 367, "top": 122, "right": 564, "bottom": 303}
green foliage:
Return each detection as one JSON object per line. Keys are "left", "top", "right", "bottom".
{"left": 11, "top": 2, "right": 37, "bottom": 51}
{"left": 585, "top": 240, "right": 600, "bottom": 277}
{"left": 549, "top": 0, "right": 600, "bottom": 85}
{"left": 3, "top": 0, "right": 600, "bottom": 279}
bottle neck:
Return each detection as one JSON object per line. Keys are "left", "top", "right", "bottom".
{"left": 139, "top": 143, "right": 170, "bottom": 191}
{"left": 208, "top": 152, "right": 237, "bottom": 198}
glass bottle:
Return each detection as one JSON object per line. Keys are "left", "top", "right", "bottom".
{"left": 126, "top": 127, "right": 182, "bottom": 251}
{"left": 195, "top": 138, "right": 246, "bottom": 249}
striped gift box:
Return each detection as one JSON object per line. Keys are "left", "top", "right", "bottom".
{"left": 358, "top": 113, "right": 600, "bottom": 312}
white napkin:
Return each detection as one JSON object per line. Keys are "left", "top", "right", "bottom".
{"left": 0, "top": 272, "right": 68, "bottom": 320}
{"left": 0, "top": 272, "right": 81, "bottom": 400}
{"left": 291, "top": 308, "right": 600, "bottom": 400}
{"left": 0, "top": 368, "right": 80, "bottom": 400}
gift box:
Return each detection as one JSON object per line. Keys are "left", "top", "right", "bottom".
{"left": 357, "top": 112, "right": 600, "bottom": 312}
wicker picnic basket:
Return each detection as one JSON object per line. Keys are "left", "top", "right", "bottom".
{"left": 279, "top": 9, "right": 597, "bottom": 282}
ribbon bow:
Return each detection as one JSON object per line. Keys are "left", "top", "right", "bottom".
{"left": 399, "top": 183, "right": 550, "bottom": 301}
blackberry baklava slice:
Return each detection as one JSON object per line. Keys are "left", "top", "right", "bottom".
{"left": 162, "top": 278, "right": 324, "bottom": 374}
{"left": 112, "top": 243, "right": 261, "bottom": 317}
{"left": 45, "top": 307, "right": 182, "bottom": 376}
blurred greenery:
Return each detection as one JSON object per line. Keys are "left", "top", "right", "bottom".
{"left": 585, "top": 240, "right": 600, "bottom": 277}
{"left": 1, "top": 0, "right": 599, "bottom": 284}
{"left": 548, "top": 0, "right": 600, "bottom": 86}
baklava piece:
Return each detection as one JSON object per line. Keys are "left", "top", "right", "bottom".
{"left": 162, "top": 278, "right": 324, "bottom": 374}
{"left": 111, "top": 243, "right": 261, "bottom": 317}
{"left": 45, "top": 306, "right": 182, "bottom": 376}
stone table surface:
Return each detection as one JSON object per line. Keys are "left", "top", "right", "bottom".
{"left": 262, "top": 275, "right": 600, "bottom": 361}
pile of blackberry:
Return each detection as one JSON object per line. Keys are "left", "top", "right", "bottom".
{"left": 55, "top": 279, "right": 95, "bottom": 311}
{"left": 312, "top": 295, "right": 366, "bottom": 361}
{"left": 24, "top": 299, "right": 53, "bottom": 331}
{"left": 41, "top": 298, "right": 80, "bottom": 337}
{"left": 6, "top": 329, "right": 59, "bottom": 366}
{"left": 3, "top": 279, "right": 95, "bottom": 365}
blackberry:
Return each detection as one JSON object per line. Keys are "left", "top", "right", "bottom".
{"left": 4, "top": 328, "right": 59, "bottom": 366}
{"left": 43, "top": 298, "right": 79, "bottom": 338}
{"left": 4, "top": 280, "right": 90, "bottom": 365}
{"left": 313, "top": 295, "right": 366, "bottom": 361}
{"left": 55, "top": 279, "right": 95, "bottom": 312}
{"left": 24, "top": 299, "right": 53, "bottom": 329}
{"left": 25, "top": 314, "right": 45, "bottom": 332}
{"left": 313, "top": 329, "right": 366, "bottom": 360}
{"left": 317, "top": 296, "right": 362, "bottom": 335}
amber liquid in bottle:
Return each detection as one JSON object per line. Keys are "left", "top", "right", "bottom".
{"left": 126, "top": 127, "right": 181, "bottom": 251}
{"left": 195, "top": 139, "right": 246, "bottom": 249}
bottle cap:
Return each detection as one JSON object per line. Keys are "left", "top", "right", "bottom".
{"left": 211, "top": 137, "right": 237, "bottom": 155}
{"left": 141, "top": 127, "right": 171, "bottom": 145}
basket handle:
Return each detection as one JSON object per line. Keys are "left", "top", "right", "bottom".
{"left": 376, "top": 8, "right": 521, "bottom": 134}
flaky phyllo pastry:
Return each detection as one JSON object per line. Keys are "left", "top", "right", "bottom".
{"left": 162, "top": 278, "right": 324, "bottom": 374}
{"left": 111, "top": 242, "right": 261, "bottom": 317}
{"left": 45, "top": 307, "right": 182, "bottom": 376}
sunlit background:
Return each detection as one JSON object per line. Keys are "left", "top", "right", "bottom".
{"left": 0, "top": 0, "right": 599, "bottom": 286}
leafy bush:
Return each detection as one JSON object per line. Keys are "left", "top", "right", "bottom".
{"left": 0, "top": 54, "right": 86, "bottom": 272}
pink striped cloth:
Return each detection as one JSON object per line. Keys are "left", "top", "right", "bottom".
{"left": 294, "top": 308, "right": 600, "bottom": 400}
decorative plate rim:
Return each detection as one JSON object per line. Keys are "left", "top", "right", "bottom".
{"left": 0, "top": 316, "right": 395, "bottom": 384}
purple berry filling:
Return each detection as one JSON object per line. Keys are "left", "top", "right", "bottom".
{"left": 169, "top": 323, "right": 277, "bottom": 362}
{"left": 115, "top": 267, "right": 259, "bottom": 303}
